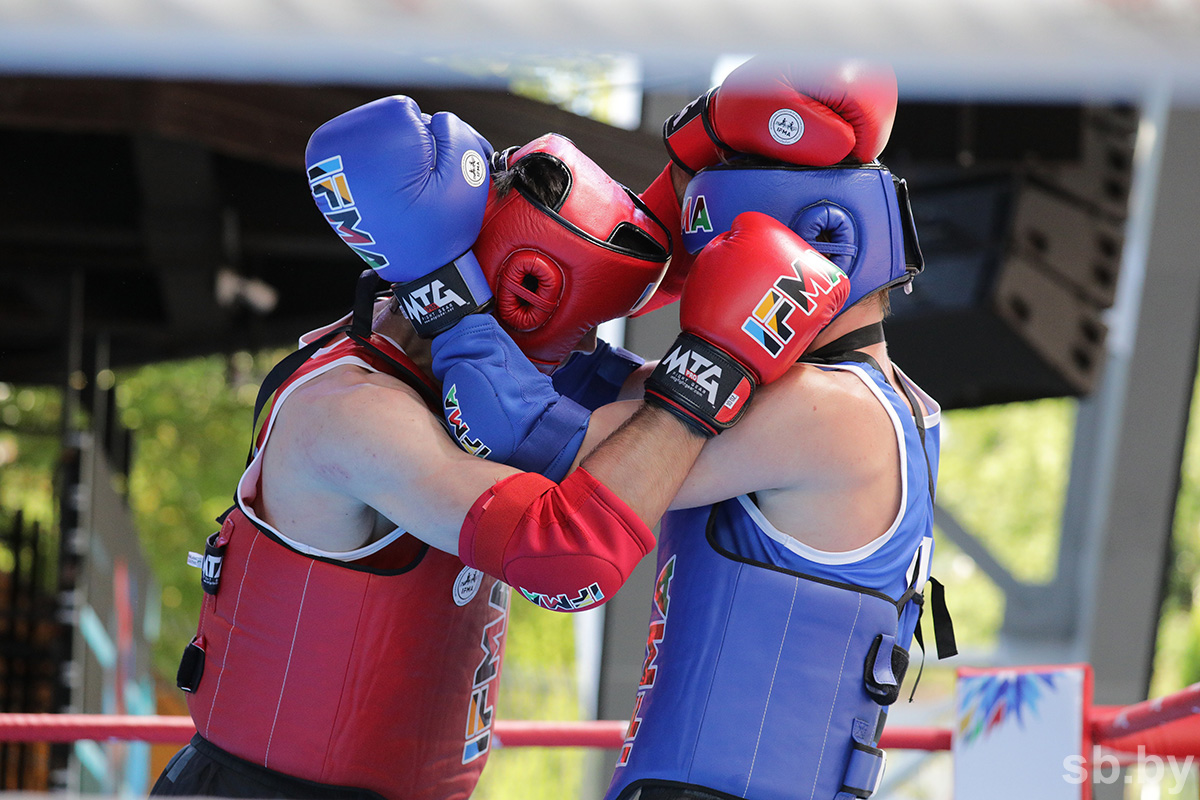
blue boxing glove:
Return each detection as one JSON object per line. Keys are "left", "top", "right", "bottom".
{"left": 431, "top": 315, "right": 590, "bottom": 482}
{"left": 306, "top": 95, "right": 494, "bottom": 337}
{"left": 552, "top": 340, "right": 645, "bottom": 411}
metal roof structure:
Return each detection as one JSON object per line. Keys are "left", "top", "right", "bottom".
{"left": 2, "top": 0, "right": 1199, "bottom": 100}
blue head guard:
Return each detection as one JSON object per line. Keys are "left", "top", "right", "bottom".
{"left": 680, "top": 162, "right": 924, "bottom": 314}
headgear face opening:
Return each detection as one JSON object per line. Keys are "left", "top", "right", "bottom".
{"left": 474, "top": 134, "right": 671, "bottom": 370}
{"left": 680, "top": 162, "right": 923, "bottom": 315}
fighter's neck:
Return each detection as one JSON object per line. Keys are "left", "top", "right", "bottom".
{"left": 808, "top": 302, "right": 889, "bottom": 365}
{"left": 372, "top": 300, "right": 434, "bottom": 378}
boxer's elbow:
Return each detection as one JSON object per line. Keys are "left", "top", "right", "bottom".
{"left": 458, "top": 469, "right": 655, "bottom": 613}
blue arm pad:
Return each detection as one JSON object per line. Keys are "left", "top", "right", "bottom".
{"left": 551, "top": 340, "right": 645, "bottom": 411}
{"left": 431, "top": 315, "right": 590, "bottom": 482}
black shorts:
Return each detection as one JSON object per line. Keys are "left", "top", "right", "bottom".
{"left": 151, "top": 734, "right": 385, "bottom": 800}
{"left": 617, "top": 781, "right": 745, "bottom": 800}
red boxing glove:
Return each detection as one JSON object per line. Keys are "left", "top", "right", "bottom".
{"left": 664, "top": 58, "right": 898, "bottom": 173}
{"left": 644, "top": 212, "right": 850, "bottom": 435}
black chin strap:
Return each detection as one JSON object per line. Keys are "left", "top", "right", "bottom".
{"left": 351, "top": 267, "right": 383, "bottom": 339}
{"left": 801, "top": 322, "right": 885, "bottom": 364}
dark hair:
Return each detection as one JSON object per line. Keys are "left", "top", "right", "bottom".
{"left": 493, "top": 153, "right": 570, "bottom": 210}
{"left": 865, "top": 286, "right": 892, "bottom": 317}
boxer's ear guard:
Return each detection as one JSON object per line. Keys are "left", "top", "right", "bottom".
{"left": 681, "top": 161, "right": 923, "bottom": 314}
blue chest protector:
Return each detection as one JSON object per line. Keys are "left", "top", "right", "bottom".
{"left": 552, "top": 339, "right": 644, "bottom": 410}
{"left": 606, "top": 347, "right": 945, "bottom": 800}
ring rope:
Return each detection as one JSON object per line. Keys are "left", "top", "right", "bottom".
{"left": 0, "top": 714, "right": 950, "bottom": 750}
{"left": 0, "top": 683, "right": 1192, "bottom": 753}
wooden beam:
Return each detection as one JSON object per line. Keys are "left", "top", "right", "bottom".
{"left": 0, "top": 77, "right": 665, "bottom": 187}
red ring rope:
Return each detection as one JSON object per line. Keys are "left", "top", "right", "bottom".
{"left": 0, "top": 714, "right": 952, "bottom": 751}
{"left": 0, "top": 683, "right": 1192, "bottom": 754}
{"left": 1091, "top": 682, "right": 1200, "bottom": 742}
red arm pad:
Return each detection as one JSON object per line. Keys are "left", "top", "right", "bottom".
{"left": 634, "top": 164, "right": 697, "bottom": 317}
{"left": 459, "top": 468, "right": 656, "bottom": 612}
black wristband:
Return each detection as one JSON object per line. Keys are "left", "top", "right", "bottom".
{"left": 392, "top": 259, "right": 492, "bottom": 337}
{"left": 661, "top": 88, "right": 719, "bottom": 176}
{"left": 644, "top": 333, "right": 756, "bottom": 436}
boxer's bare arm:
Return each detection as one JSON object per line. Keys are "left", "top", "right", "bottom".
{"left": 261, "top": 365, "right": 702, "bottom": 557}
{"left": 259, "top": 365, "right": 513, "bottom": 555}
{"left": 577, "top": 366, "right": 873, "bottom": 501}
{"left": 577, "top": 404, "right": 705, "bottom": 526}
{"left": 575, "top": 363, "right": 902, "bottom": 550}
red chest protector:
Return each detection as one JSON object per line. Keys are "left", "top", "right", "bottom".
{"left": 184, "top": 320, "right": 510, "bottom": 800}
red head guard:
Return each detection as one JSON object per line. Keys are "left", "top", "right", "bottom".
{"left": 474, "top": 134, "right": 671, "bottom": 370}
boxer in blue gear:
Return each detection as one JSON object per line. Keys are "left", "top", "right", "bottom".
{"left": 349, "top": 61, "right": 954, "bottom": 800}
{"left": 437, "top": 159, "right": 956, "bottom": 800}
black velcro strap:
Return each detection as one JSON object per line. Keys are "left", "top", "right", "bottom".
{"left": 893, "top": 177, "right": 925, "bottom": 276}
{"left": 906, "top": 577, "right": 957, "bottom": 702}
{"left": 351, "top": 268, "right": 382, "bottom": 339}
{"left": 176, "top": 638, "right": 206, "bottom": 693}
{"left": 392, "top": 259, "right": 489, "bottom": 337}
{"left": 645, "top": 333, "right": 756, "bottom": 436}
{"left": 863, "top": 633, "right": 909, "bottom": 706}
{"left": 246, "top": 330, "right": 344, "bottom": 467}
{"left": 246, "top": 271, "right": 378, "bottom": 467}
{"left": 929, "top": 576, "right": 958, "bottom": 659}
{"left": 909, "top": 592, "right": 927, "bottom": 703}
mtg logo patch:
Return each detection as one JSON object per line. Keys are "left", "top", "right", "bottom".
{"left": 394, "top": 260, "right": 478, "bottom": 336}
{"left": 307, "top": 155, "right": 389, "bottom": 271}
{"left": 658, "top": 345, "right": 724, "bottom": 407}
{"left": 400, "top": 276, "right": 469, "bottom": 323}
